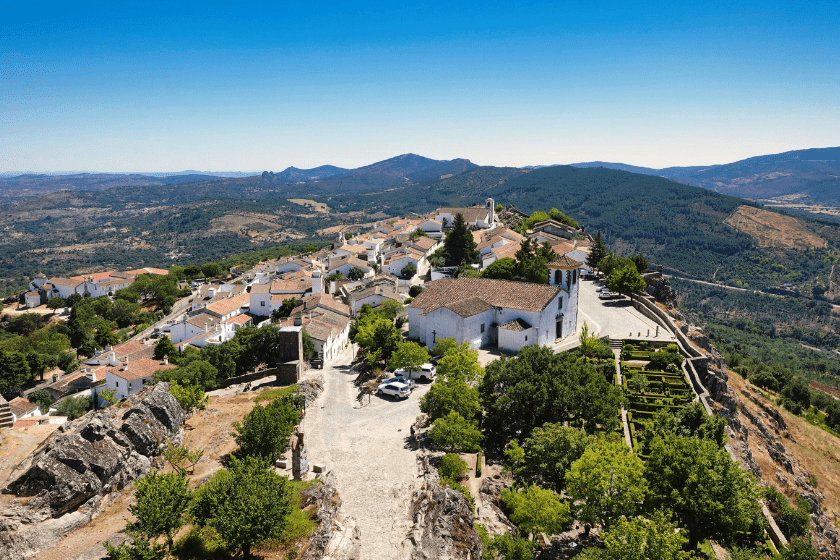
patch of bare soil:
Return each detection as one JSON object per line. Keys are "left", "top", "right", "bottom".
{"left": 723, "top": 205, "right": 828, "bottom": 250}
{"left": 24, "top": 392, "right": 261, "bottom": 560}
{"left": 0, "top": 424, "right": 61, "bottom": 484}
{"left": 728, "top": 372, "right": 840, "bottom": 525}
{"left": 288, "top": 199, "right": 331, "bottom": 213}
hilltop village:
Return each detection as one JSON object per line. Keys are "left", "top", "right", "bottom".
{"left": 1, "top": 200, "right": 837, "bottom": 560}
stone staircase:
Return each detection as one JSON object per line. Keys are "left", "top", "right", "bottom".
{"left": 609, "top": 338, "right": 623, "bottom": 351}
{"left": 0, "top": 396, "right": 14, "bottom": 429}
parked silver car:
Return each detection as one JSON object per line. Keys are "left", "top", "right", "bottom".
{"left": 377, "top": 381, "right": 412, "bottom": 400}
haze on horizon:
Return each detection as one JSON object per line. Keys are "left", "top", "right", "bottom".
{"left": 2, "top": 1, "right": 839, "bottom": 173}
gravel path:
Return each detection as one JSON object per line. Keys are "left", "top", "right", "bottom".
{"left": 301, "top": 346, "right": 431, "bottom": 559}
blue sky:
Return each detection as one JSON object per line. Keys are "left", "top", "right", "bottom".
{"left": 2, "top": 1, "right": 839, "bottom": 172}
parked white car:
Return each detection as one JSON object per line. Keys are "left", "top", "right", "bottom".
{"left": 377, "top": 382, "right": 412, "bottom": 400}
{"left": 599, "top": 289, "right": 613, "bottom": 299}
{"left": 394, "top": 363, "right": 437, "bottom": 382}
{"left": 382, "top": 375, "right": 416, "bottom": 389}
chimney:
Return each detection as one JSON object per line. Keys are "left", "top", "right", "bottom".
{"left": 294, "top": 317, "right": 302, "bottom": 327}
{"left": 122, "top": 359, "right": 129, "bottom": 371}
{"left": 163, "top": 356, "right": 168, "bottom": 365}
{"left": 205, "top": 322, "right": 209, "bottom": 333}
{"left": 108, "top": 351, "right": 116, "bottom": 363}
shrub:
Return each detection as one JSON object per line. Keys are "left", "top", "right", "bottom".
{"left": 56, "top": 395, "right": 91, "bottom": 420}
{"left": 429, "top": 411, "right": 483, "bottom": 452}
{"left": 439, "top": 453, "right": 469, "bottom": 480}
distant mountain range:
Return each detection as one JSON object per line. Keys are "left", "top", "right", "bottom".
{"left": 567, "top": 147, "right": 840, "bottom": 207}
{"left": 0, "top": 154, "right": 478, "bottom": 198}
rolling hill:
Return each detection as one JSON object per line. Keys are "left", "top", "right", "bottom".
{"left": 569, "top": 146, "right": 840, "bottom": 208}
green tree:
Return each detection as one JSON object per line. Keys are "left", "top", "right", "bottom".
{"left": 630, "top": 254, "right": 649, "bottom": 274}
{"left": 56, "top": 394, "right": 91, "bottom": 420}
{"left": 481, "top": 257, "right": 517, "bottom": 280}
{"left": 439, "top": 453, "right": 469, "bottom": 479}
{"left": 444, "top": 213, "right": 478, "bottom": 267}
{"left": 645, "top": 433, "right": 764, "bottom": 549}
{"left": 168, "top": 382, "right": 208, "bottom": 412}
{"left": 596, "top": 510, "right": 695, "bottom": 560}
{"left": 47, "top": 297, "right": 65, "bottom": 315}
{"left": 130, "top": 470, "right": 191, "bottom": 550}
{"left": 514, "top": 238, "right": 558, "bottom": 284}
{"left": 781, "top": 376, "right": 811, "bottom": 410}
{"left": 548, "top": 207, "right": 579, "bottom": 228}
{"left": 27, "top": 389, "right": 53, "bottom": 414}
{"left": 201, "top": 262, "right": 223, "bottom": 278}
{"left": 347, "top": 267, "right": 365, "bottom": 281}
{"left": 428, "top": 411, "right": 483, "bottom": 452}
{"left": 480, "top": 346, "right": 623, "bottom": 442}
{"left": 0, "top": 349, "right": 32, "bottom": 394}
{"left": 781, "top": 538, "right": 819, "bottom": 560}
{"left": 233, "top": 398, "right": 299, "bottom": 460}
{"left": 389, "top": 341, "right": 430, "bottom": 373}
{"left": 420, "top": 377, "right": 480, "bottom": 421}
{"left": 401, "top": 263, "right": 417, "bottom": 279}
{"left": 151, "top": 336, "right": 175, "bottom": 361}
{"left": 509, "top": 423, "right": 595, "bottom": 493}
{"left": 607, "top": 263, "right": 646, "bottom": 297}
{"left": 488, "top": 533, "right": 535, "bottom": 560}
{"left": 353, "top": 314, "right": 401, "bottom": 365}
{"left": 190, "top": 455, "right": 293, "bottom": 560}
{"left": 586, "top": 231, "right": 607, "bottom": 272}
{"left": 598, "top": 253, "right": 635, "bottom": 278}
{"left": 431, "top": 337, "right": 459, "bottom": 357}
{"left": 567, "top": 441, "right": 647, "bottom": 533}
{"left": 273, "top": 297, "right": 298, "bottom": 320}
{"left": 501, "top": 484, "right": 571, "bottom": 537}
{"left": 436, "top": 342, "right": 483, "bottom": 384}
{"left": 302, "top": 329, "right": 315, "bottom": 360}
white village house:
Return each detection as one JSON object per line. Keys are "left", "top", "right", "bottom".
{"left": 408, "top": 256, "right": 582, "bottom": 353}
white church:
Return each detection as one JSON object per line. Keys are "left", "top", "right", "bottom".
{"left": 407, "top": 254, "right": 582, "bottom": 353}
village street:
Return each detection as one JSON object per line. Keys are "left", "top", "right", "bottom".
{"left": 300, "top": 345, "right": 432, "bottom": 559}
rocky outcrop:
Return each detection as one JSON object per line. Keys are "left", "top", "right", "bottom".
{"left": 0, "top": 383, "right": 186, "bottom": 560}
{"left": 300, "top": 472, "right": 361, "bottom": 560}
{"left": 406, "top": 481, "right": 482, "bottom": 560}
{"left": 644, "top": 272, "right": 677, "bottom": 304}
{"left": 696, "top": 344, "right": 840, "bottom": 558}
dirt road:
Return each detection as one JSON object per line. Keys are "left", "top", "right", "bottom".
{"left": 300, "top": 346, "right": 431, "bottom": 559}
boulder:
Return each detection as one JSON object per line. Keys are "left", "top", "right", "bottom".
{"left": 1, "top": 383, "right": 186, "bottom": 560}
{"left": 407, "top": 480, "right": 482, "bottom": 560}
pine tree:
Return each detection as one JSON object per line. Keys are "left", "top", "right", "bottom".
{"left": 587, "top": 230, "right": 606, "bottom": 272}
{"left": 444, "top": 213, "right": 478, "bottom": 267}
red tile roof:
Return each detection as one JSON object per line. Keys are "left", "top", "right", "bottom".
{"left": 107, "top": 358, "right": 175, "bottom": 382}
{"left": 546, "top": 255, "right": 583, "bottom": 269}
{"left": 409, "top": 277, "right": 560, "bottom": 315}
{"left": 500, "top": 318, "right": 532, "bottom": 331}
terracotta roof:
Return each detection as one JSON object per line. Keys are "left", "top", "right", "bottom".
{"left": 9, "top": 397, "right": 38, "bottom": 418}
{"left": 271, "top": 277, "right": 312, "bottom": 293}
{"left": 499, "top": 318, "right": 532, "bottom": 331}
{"left": 302, "top": 293, "right": 351, "bottom": 316}
{"left": 328, "top": 255, "right": 373, "bottom": 272}
{"left": 225, "top": 313, "right": 252, "bottom": 326}
{"left": 447, "top": 297, "right": 494, "bottom": 318}
{"left": 205, "top": 293, "right": 250, "bottom": 316}
{"left": 70, "top": 271, "right": 118, "bottom": 282}
{"left": 546, "top": 255, "right": 583, "bottom": 269}
{"left": 187, "top": 313, "right": 220, "bottom": 328}
{"left": 107, "top": 357, "right": 175, "bottom": 382}
{"left": 301, "top": 318, "right": 337, "bottom": 342}
{"left": 491, "top": 242, "right": 521, "bottom": 262}
{"left": 250, "top": 283, "right": 271, "bottom": 294}
{"left": 113, "top": 340, "right": 155, "bottom": 360}
{"left": 412, "top": 236, "right": 437, "bottom": 251}
{"left": 26, "top": 290, "right": 40, "bottom": 297}
{"left": 48, "top": 277, "right": 84, "bottom": 288}
{"left": 409, "top": 277, "right": 560, "bottom": 315}
{"left": 548, "top": 240, "right": 575, "bottom": 255}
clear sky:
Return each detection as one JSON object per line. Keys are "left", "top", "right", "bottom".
{"left": 2, "top": 1, "right": 839, "bottom": 172}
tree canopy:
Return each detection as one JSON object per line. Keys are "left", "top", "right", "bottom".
{"left": 444, "top": 213, "right": 478, "bottom": 267}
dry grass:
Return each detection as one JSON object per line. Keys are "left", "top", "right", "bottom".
{"left": 288, "top": 199, "right": 331, "bottom": 213}
{"left": 728, "top": 372, "right": 840, "bottom": 521}
{"left": 723, "top": 205, "right": 827, "bottom": 250}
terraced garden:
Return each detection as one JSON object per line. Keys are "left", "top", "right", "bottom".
{"left": 619, "top": 341, "right": 696, "bottom": 455}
